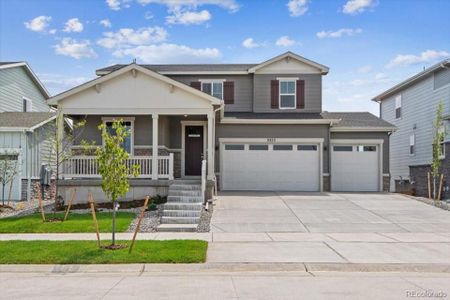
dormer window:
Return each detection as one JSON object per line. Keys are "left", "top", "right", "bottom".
{"left": 200, "top": 80, "right": 223, "bottom": 100}
{"left": 279, "top": 79, "right": 296, "bottom": 109}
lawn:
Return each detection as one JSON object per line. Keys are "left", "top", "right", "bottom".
{"left": 0, "top": 212, "right": 135, "bottom": 233}
{"left": 0, "top": 240, "right": 208, "bottom": 264}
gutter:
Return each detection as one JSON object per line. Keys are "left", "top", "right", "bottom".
{"left": 220, "top": 118, "right": 341, "bottom": 125}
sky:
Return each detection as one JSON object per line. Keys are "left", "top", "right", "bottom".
{"left": 1, "top": 0, "right": 449, "bottom": 115}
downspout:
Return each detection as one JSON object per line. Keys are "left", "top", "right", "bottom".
{"left": 327, "top": 121, "right": 332, "bottom": 192}
{"left": 211, "top": 101, "right": 225, "bottom": 196}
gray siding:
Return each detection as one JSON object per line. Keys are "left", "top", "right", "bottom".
{"left": 330, "top": 132, "right": 390, "bottom": 174}
{"left": 380, "top": 73, "right": 450, "bottom": 190}
{"left": 0, "top": 67, "right": 50, "bottom": 112}
{"left": 215, "top": 124, "right": 330, "bottom": 172}
{"left": 168, "top": 75, "right": 253, "bottom": 112}
{"left": 253, "top": 74, "right": 322, "bottom": 113}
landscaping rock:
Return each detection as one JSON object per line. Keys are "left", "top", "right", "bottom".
{"left": 127, "top": 206, "right": 163, "bottom": 233}
{"left": 197, "top": 201, "right": 214, "bottom": 233}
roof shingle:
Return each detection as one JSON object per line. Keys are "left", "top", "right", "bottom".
{"left": 0, "top": 112, "right": 55, "bottom": 129}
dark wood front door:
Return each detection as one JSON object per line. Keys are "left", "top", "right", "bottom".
{"left": 185, "top": 126, "right": 204, "bottom": 176}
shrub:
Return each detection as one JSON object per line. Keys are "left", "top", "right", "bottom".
{"left": 152, "top": 194, "right": 167, "bottom": 205}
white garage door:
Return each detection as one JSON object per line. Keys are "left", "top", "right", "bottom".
{"left": 0, "top": 153, "right": 21, "bottom": 201}
{"left": 331, "top": 144, "right": 380, "bottom": 192}
{"left": 222, "top": 143, "right": 320, "bottom": 191}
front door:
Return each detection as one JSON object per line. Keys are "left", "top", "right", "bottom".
{"left": 185, "top": 126, "right": 204, "bottom": 176}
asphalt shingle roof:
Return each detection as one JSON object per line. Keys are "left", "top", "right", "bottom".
{"left": 96, "top": 64, "right": 258, "bottom": 74}
{"left": 0, "top": 112, "right": 55, "bottom": 129}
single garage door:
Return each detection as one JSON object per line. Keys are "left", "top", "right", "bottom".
{"left": 331, "top": 144, "right": 380, "bottom": 192}
{"left": 222, "top": 143, "right": 320, "bottom": 191}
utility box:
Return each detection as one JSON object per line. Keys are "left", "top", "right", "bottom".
{"left": 39, "top": 164, "right": 52, "bottom": 186}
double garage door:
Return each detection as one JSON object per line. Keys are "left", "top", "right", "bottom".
{"left": 221, "top": 140, "right": 381, "bottom": 192}
{"left": 222, "top": 142, "right": 320, "bottom": 191}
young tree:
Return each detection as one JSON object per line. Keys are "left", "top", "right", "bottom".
{"left": 0, "top": 153, "right": 18, "bottom": 206}
{"left": 431, "top": 102, "right": 446, "bottom": 200}
{"left": 96, "top": 119, "right": 139, "bottom": 247}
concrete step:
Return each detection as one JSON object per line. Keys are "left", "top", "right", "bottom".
{"left": 161, "top": 216, "right": 200, "bottom": 224}
{"left": 157, "top": 224, "right": 198, "bottom": 232}
{"left": 167, "top": 196, "right": 203, "bottom": 203}
{"left": 162, "top": 210, "right": 201, "bottom": 218}
{"left": 163, "top": 202, "right": 203, "bottom": 210}
{"left": 169, "top": 184, "right": 201, "bottom": 191}
{"left": 168, "top": 190, "right": 202, "bottom": 197}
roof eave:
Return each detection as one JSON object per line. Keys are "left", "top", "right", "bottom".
{"left": 330, "top": 126, "right": 397, "bottom": 132}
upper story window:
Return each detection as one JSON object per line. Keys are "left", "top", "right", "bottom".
{"left": 23, "top": 97, "right": 32, "bottom": 112}
{"left": 395, "top": 95, "right": 402, "bottom": 119}
{"left": 102, "top": 118, "right": 134, "bottom": 154}
{"left": 201, "top": 80, "right": 223, "bottom": 100}
{"left": 438, "top": 125, "right": 446, "bottom": 159}
{"left": 279, "top": 79, "right": 296, "bottom": 109}
{"left": 409, "top": 134, "right": 415, "bottom": 155}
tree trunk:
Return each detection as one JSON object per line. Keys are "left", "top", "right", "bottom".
{"left": 433, "top": 176, "right": 437, "bottom": 200}
{"left": 112, "top": 203, "right": 116, "bottom": 246}
{"left": 2, "top": 183, "right": 5, "bottom": 206}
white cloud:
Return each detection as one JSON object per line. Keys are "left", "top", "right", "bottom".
{"left": 144, "top": 11, "right": 154, "bottom": 19}
{"left": 49, "top": 29, "right": 57, "bottom": 34}
{"left": 242, "top": 38, "right": 261, "bottom": 49}
{"left": 38, "top": 73, "right": 91, "bottom": 95}
{"left": 97, "top": 26, "right": 168, "bottom": 49}
{"left": 375, "top": 73, "right": 388, "bottom": 80}
{"left": 275, "top": 36, "right": 295, "bottom": 47}
{"left": 100, "top": 19, "right": 112, "bottom": 28}
{"left": 24, "top": 16, "right": 52, "bottom": 32}
{"left": 137, "top": 0, "right": 240, "bottom": 12}
{"left": 357, "top": 65, "right": 372, "bottom": 73}
{"left": 106, "top": 0, "right": 132, "bottom": 10}
{"left": 316, "top": 28, "right": 362, "bottom": 38}
{"left": 54, "top": 38, "right": 97, "bottom": 59}
{"left": 166, "top": 9, "right": 211, "bottom": 25}
{"left": 342, "top": 0, "right": 376, "bottom": 15}
{"left": 386, "top": 50, "right": 450, "bottom": 68}
{"left": 63, "top": 18, "right": 84, "bottom": 32}
{"left": 113, "top": 43, "right": 221, "bottom": 63}
{"left": 287, "top": 0, "right": 308, "bottom": 16}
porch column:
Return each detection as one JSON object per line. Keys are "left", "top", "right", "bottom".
{"left": 152, "top": 114, "right": 159, "bottom": 180}
{"left": 207, "top": 114, "right": 214, "bottom": 180}
{"left": 56, "top": 111, "right": 64, "bottom": 181}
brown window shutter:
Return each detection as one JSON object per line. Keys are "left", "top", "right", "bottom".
{"left": 296, "top": 80, "right": 305, "bottom": 109}
{"left": 271, "top": 80, "right": 279, "bottom": 109}
{"left": 190, "top": 81, "right": 201, "bottom": 90}
{"left": 223, "top": 81, "right": 234, "bottom": 104}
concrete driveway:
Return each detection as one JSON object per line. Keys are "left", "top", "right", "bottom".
{"left": 208, "top": 192, "right": 450, "bottom": 264}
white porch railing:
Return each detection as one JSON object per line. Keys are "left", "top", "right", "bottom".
{"left": 62, "top": 154, "right": 174, "bottom": 180}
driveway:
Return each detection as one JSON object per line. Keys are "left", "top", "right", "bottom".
{"left": 208, "top": 192, "right": 450, "bottom": 264}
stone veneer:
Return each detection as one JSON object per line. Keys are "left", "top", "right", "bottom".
{"left": 21, "top": 179, "right": 56, "bottom": 201}
{"left": 409, "top": 142, "right": 450, "bottom": 199}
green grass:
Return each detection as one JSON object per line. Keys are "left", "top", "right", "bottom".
{"left": 0, "top": 240, "right": 208, "bottom": 264}
{"left": 0, "top": 212, "right": 135, "bottom": 233}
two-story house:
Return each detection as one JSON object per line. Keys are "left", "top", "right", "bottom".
{"left": 0, "top": 62, "right": 55, "bottom": 201}
{"left": 48, "top": 52, "right": 395, "bottom": 206}
{"left": 373, "top": 59, "right": 450, "bottom": 199}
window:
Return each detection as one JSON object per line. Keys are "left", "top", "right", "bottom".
{"left": 249, "top": 145, "right": 268, "bottom": 151}
{"left": 333, "top": 146, "right": 353, "bottom": 152}
{"left": 409, "top": 134, "right": 415, "bottom": 155}
{"left": 225, "top": 144, "right": 244, "bottom": 150}
{"left": 298, "top": 145, "right": 317, "bottom": 151}
{"left": 279, "top": 80, "right": 296, "bottom": 109}
{"left": 356, "top": 145, "right": 376, "bottom": 152}
{"left": 104, "top": 120, "right": 133, "bottom": 154}
{"left": 438, "top": 125, "right": 446, "bottom": 159}
{"left": 201, "top": 81, "right": 223, "bottom": 99}
{"left": 395, "top": 95, "right": 402, "bottom": 119}
{"left": 273, "top": 144, "right": 293, "bottom": 151}
{"left": 23, "top": 98, "right": 32, "bottom": 112}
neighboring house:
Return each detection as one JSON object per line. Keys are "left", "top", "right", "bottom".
{"left": 373, "top": 59, "right": 450, "bottom": 199}
{"left": 0, "top": 62, "right": 55, "bottom": 201}
{"left": 48, "top": 51, "right": 395, "bottom": 204}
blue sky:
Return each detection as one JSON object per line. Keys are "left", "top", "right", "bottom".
{"left": 1, "top": 0, "right": 449, "bottom": 115}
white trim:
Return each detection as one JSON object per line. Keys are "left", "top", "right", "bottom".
{"left": 48, "top": 64, "right": 222, "bottom": 106}
{"left": 101, "top": 117, "right": 135, "bottom": 155}
{"left": 0, "top": 62, "right": 50, "bottom": 99}
{"left": 330, "top": 126, "right": 396, "bottom": 132}
{"left": 248, "top": 52, "right": 329, "bottom": 74}
{"left": 181, "top": 121, "right": 207, "bottom": 178}
{"left": 22, "top": 97, "right": 33, "bottom": 112}
{"left": 198, "top": 79, "right": 226, "bottom": 82}
{"left": 279, "top": 79, "right": 297, "bottom": 109}
{"left": 59, "top": 107, "right": 214, "bottom": 115}
{"left": 330, "top": 139, "right": 384, "bottom": 145}
{"left": 383, "top": 173, "right": 390, "bottom": 177}
{"left": 96, "top": 70, "right": 249, "bottom": 76}
{"left": 200, "top": 80, "right": 224, "bottom": 100}
{"left": 220, "top": 118, "right": 340, "bottom": 125}
{"left": 219, "top": 138, "right": 324, "bottom": 192}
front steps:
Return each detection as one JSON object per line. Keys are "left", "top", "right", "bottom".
{"left": 157, "top": 182, "right": 203, "bottom": 232}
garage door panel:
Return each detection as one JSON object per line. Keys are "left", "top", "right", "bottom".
{"left": 222, "top": 143, "right": 320, "bottom": 191}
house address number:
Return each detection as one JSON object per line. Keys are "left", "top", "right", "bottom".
{"left": 267, "top": 138, "right": 276, "bottom": 142}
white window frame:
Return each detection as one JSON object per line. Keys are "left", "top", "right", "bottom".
{"left": 199, "top": 79, "right": 225, "bottom": 100}
{"left": 101, "top": 117, "right": 135, "bottom": 155}
{"left": 279, "top": 79, "right": 297, "bottom": 109}
{"left": 22, "top": 97, "right": 33, "bottom": 112}
{"left": 438, "top": 125, "right": 446, "bottom": 159}
{"left": 395, "top": 95, "right": 402, "bottom": 119}
{"left": 409, "top": 134, "right": 415, "bottom": 156}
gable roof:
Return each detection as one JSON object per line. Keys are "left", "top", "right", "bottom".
{"left": 0, "top": 112, "right": 56, "bottom": 132}
{"left": 48, "top": 63, "right": 222, "bottom": 106}
{"left": 0, "top": 62, "right": 50, "bottom": 99}
{"left": 372, "top": 59, "right": 450, "bottom": 102}
{"left": 248, "top": 51, "right": 329, "bottom": 74}
{"left": 323, "top": 112, "right": 396, "bottom": 131}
